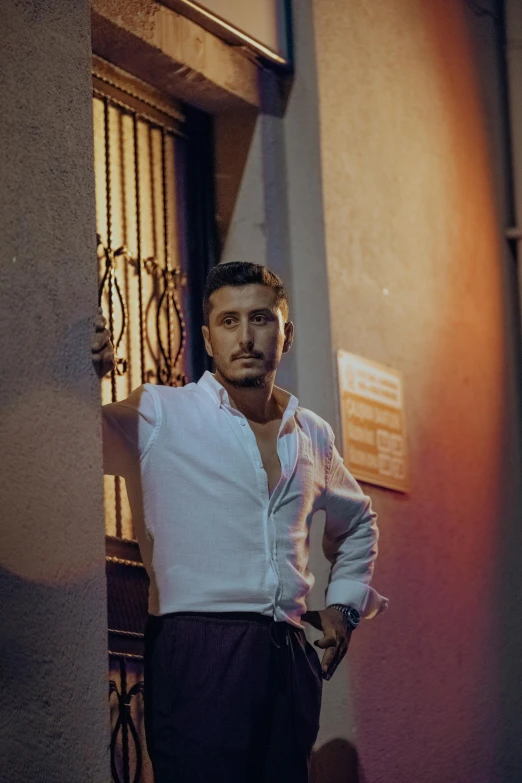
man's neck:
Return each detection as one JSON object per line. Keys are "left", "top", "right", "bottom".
{"left": 214, "top": 371, "right": 282, "bottom": 424}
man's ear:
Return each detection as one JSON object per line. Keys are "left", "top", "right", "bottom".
{"left": 201, "top": 324, "right": 213, "bottom": 357}
{"left": 282, "top": 321, "right": 294, "bottom": 353}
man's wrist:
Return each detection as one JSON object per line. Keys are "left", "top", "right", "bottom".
{"left": 327, "top": 603, "right": 361, "bottom": 630}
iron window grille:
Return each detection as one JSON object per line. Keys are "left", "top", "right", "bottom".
{"left": 93, "top": 56, "right": 216, "bottom": 783}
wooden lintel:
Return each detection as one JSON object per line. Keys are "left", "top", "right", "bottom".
{"left": 91, "top": 0, "right": 260, "bottom": 113}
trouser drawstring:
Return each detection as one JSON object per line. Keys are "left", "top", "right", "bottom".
{"left": 269, "top": 619, "right": 282, "bottom": 649}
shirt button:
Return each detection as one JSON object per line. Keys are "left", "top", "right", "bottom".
{"left": 240, "top": 421, "right": 246, "bottom": 426}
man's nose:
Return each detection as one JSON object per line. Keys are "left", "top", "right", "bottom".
{"left": 238, "top": 321, "right": 255, "bottom": 350}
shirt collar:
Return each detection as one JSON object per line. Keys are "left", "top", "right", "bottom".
{"left": 198, "top": 370, "right": 299, "bottom": 422}
{"left": 198, "top": 370, "right": 229, "bottom": 406}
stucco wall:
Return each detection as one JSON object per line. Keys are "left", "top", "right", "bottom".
{"left": 0, "top": 2, "right": 109, "bottom": 781}
{"left": 313, "top": 0, "right": 522, "bottom": 781}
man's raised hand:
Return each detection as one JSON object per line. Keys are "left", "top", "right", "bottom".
{"left": 91, "top": 307, "right": 115, "bottom": 378}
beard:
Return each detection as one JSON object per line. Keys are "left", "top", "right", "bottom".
{"left": 214, "top": 355, "right": 277, "bottom": 389}
{"left": 228, "top": 373, "right": 268, "bottom": 389}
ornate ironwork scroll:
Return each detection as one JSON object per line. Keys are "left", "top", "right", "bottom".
{"left": 109, "top": 655, "right": 147, "bottom": 783}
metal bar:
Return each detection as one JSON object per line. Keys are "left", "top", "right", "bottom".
{"left": 129, "top": 704, "right": 144, "bottom": 783}
{"left": 148, "top": 125, "right": 158, "bottom": 262}
{"left": 119, "top": 111, "right": 128, "bottom": 249}
{"left": 109, "top": 710, "right": 123, "bottom": 783}
{"left": 156, "top": 282, "right": 170, "bottom": 384}
{"left": 119, "top": 110, "right": 132, "bottom": 395}
{"left": 92, "top": 85, "right": 185, "bottom": 128}
{"left": 92, "top": 58, "right": 185, "bottom": 124}
{"left": 161, "top": 126, "right": 173, "bottom": 380}
{"left": 169, "top": 135, "right": 187, "bottom": 380}
{"left": 93, "top": 86, "right": 186, "bottom": 139}
{"left": 104, "top": 97, "right": 113, "bottom": 255}
{"left": 120, "top": 658, "right": 130, "bottom": 783}
{"left": 126, "top": 681, "right": 145, "bottom": 783}
{"left": 94, "top": 85, "right": 179, "bottom": 129}
{"left": 133, "top": 115, "right": 146, "bottom": 385}
{"left": 149, "top": 124, "right": 166, "bottom": 384}
{"left": 104, "top": 96, "right": 115, "bottom": 400}
{"left": 109, "top": 651, "right": 145, "bottom": 661}
{"left": 104, "top": 96, "right": 123, "bottom": 541}
{"left": 114, "top": 477, "right": 123, "bottom": 548}
{"left": 106, "top": 555, "right": 146, "bottom": 568}
{"left": 103, "top": 97, "right": 122, "bottom": 538}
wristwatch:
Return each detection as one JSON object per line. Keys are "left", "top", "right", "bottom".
{"left": 329, "top": 604, "right": 361, "bottom": 630}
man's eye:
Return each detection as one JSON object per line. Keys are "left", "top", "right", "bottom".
{"left": 253, "top": 315, "right": 267, "bottom": 323}
{"left": 223, "top": 318, "right": 236, "bottom": 326}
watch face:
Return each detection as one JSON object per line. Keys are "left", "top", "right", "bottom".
{"left": 348, "top": 608, "right": 360, "bottom": 626}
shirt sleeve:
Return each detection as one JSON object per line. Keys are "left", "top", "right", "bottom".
{"left": 322, "top": 425, "right": 389, "bottom": 619}
{"left": 102, "top": 384, "right": 160, "bottom": 476}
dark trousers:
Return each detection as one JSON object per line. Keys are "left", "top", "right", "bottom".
{"left": 143, "top": 611, "right": 323, "bottom": 782}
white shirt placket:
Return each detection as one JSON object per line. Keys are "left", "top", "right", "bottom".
{"left": 222, "top": 402, "right": 295, "bottom": 616}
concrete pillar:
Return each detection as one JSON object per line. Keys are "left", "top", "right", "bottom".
{"left": 0, "top": 2, "right": 109, "bottom": 781}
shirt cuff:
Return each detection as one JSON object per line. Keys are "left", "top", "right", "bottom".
{"left": 325, "top": 580, "right": 389, "bottom": 619}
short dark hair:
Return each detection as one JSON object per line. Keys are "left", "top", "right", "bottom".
{"left": 203, "top": 262, "right": 290, "bottom": 325}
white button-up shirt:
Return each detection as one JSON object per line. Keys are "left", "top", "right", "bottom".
{"left": 102, "top": 371, "right": 388, "bottom": 628}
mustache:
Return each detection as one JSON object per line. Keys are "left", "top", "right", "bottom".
{"left": 232, "top": 351, "right": 263, "bottom": 360}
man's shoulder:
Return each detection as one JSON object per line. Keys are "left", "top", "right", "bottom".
{"left": 145, "top": 381, "right": 200, "bottom": 404}
{"left": 295, "top": 406, "right": 333, "bottom": 439}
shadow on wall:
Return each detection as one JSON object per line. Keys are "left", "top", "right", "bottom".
{"left": 311, "top": 738, "right": 366, "bottom": 783}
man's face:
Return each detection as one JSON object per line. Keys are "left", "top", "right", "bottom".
{"left": 201, "top": 284, "right": 293, "bottom": 388}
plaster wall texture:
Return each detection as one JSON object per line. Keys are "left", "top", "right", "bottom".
{"left": 221, "top": 118, "right": 268, "bottom": 267}
{"left": 0, "top": 2, "right": 109, "bottom": 781}
{"left": 312, "top": 0, "right": 522, "bottom": 781}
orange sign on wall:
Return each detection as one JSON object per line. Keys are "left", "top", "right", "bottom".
{"left": 337, "top": 351, "right": 409, "bottom": 493}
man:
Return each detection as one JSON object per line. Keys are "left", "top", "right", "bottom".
{"left": 92, "top": 261, "right": 388, "bottom": 782}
